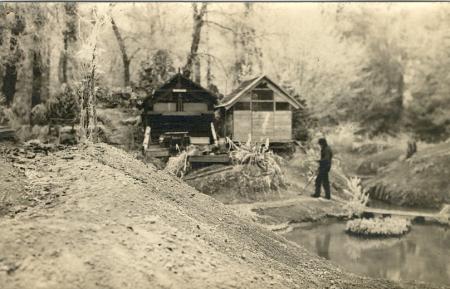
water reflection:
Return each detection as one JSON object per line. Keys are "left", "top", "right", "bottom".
{"left": 285, "top": 222, "right": 450, "bottom": 286}
{"left": 315, "top": 232, "right": 331, "bottom": 259}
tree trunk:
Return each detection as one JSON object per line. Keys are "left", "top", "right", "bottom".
{"left": 60, "top": 2, "right": 77, "bottom": 85}
{"left": 2, "top": 12, "right": 25, "bottom": 107}
{"left": 184, "top": 3, "right": 207, "bottom": 81}
{"left": 111, "top": 17, "right": 130, "bottom": 87}
{"left": 194, "top": 59, "right": 201, "bottom": 84}
{"left": 41, "top": 42, "right": 51, "bottom": 102}
{"left": 31, "top": 50, "right": 43, "bottom": 107}
{"left": 31, "top": 6, "right": 47, "bottom": 108}
{"left": 61, "top": 36, "right": 68, "bottom": 83}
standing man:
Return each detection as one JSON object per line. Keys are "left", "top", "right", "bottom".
{"left": 311, "top": 138, "right": 333, "bottom": 200}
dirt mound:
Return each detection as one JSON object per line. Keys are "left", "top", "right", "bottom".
{"left": 186, "top": 164, "right": 286, "bottom": 204}
{"left": 0, "top": 143, "right": 443, "bottom": 289}
{"left": 366, "top": 142, "right": 450, "bottom": 209}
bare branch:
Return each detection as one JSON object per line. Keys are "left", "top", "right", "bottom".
{"left": 129, "top": 48, "right": 141, "bottom": 61}
{"left": 204, "top": 20, "right": 236, "bottom": 34}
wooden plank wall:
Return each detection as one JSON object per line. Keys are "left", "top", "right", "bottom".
{"left": 233, "top": 111, "right": 252, "bottom": 142}
{"left": 228, "top": 89, "right": 294, "bottom": 142}
{"left": 273, "top": 111, "right": 292, "bottom": 140}
{"left": 252, "top": 112, "right": 273, "bottom": 141}
{"left": 233, "top": 111, "right": 291, "bottom": 141}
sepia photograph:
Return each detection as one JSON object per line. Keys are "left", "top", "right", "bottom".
{"left": 0, "top": 1, "right": 449, "bottom": 288}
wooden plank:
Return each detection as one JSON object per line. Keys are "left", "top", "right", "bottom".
{"left": 0, "top": 126, "right": 15, "bottom": 140}
{"left": 188, "top": 155, "right": 230, "bottom": 163}
{"left": 362, "top": 207, "right": 444, "bottom": 218}
{"left": 143, "top": 126, "right": 151, "bottom": 151}
{"left": 183, "top": 165, "right": 233, "bottom": 180}
{"left": 146, "top": 148, "right": 170, "bottom": 157}
{"left": 147, "top": 111, "right": 214, "bottom": 116}
{"left": 190, "top": 137, "right": 210, "bottom": 145}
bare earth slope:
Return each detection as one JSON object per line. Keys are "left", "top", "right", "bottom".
{"left": 0, "top": 143, "right": 446, "bottom": 289}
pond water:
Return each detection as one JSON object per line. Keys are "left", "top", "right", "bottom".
{"left": 284, "top": 221, "right": 450, "bottom": 286}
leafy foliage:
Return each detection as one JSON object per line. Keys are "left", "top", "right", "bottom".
{"left": 346, "top": 217, "right": 411, "bottom": 237}
{"left": 46, "top": 85, "right": 78, "bottom": 120}
{"left": 342, "top": 176, "right": 369, "bottom": 217}
{"left": 1, "top": 3, "right": 450, "bottom": 143}
{"left": 137, "top": 49, "right": 176, "bottom": 98}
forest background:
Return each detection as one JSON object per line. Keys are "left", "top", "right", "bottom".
{"left": 1, "top": 2, "right": 449, "bottom": 143}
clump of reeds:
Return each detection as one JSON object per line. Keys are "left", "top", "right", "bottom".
{"left": 227, "top": 137, "right": 286, "bottom": 192}
{"left": 164, "top": 151, "right": 188, "bottom": 178}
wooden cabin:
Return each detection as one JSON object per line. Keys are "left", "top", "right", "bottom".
{"left": 216, "top": 75, "right": 302, "bottom": 143}
{"left": 142, "top": 73, "right": 218, "bottom": 146}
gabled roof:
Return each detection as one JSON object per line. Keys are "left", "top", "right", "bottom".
{"left": 146, "top": 73, "right": 218, "bottom": 104}
{"left": 216, "top": 75, "right": 302, "bottom": 110}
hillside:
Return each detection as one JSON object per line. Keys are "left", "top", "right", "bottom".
{"left": 0, "top": 143, "right": 445, "bottom": 289}
{"left": 366, "top": 142, "right": 450, "bottom": 208}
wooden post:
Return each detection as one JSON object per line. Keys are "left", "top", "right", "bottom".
{"left": 143, "top": 126, "right": 151, "bottom": 152}
{"left": 211, "top": 122, "right": 218, "bottom": 145}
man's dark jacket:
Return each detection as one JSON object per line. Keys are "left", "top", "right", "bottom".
{"left": 319, "top": 145, "right": 333, "bottom": 172}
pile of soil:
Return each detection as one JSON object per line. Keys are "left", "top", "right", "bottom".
{"left": 365, "top": 142, "right": 450, "bottom": 209}
{"left": 186, "top": 164, "right": 286, "bottom": 204}
{"left": 0, "top": 143, "right": 443, "bottom": 289}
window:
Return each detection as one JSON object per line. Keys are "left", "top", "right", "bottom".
{"left": 184, "top": 103, "right": 208, "bottom": 112}
{"left": 276, "top": 102, "right": 290, "bottom": 111}
{"left": 251, "top": 89, "right": 274, "bottom": 101}
{"left": 154, "top": 102, "right": 177, "bottom": 112}
{"left": 252, "top": 102, "right": 274, "bottom": 111}
{"left": 234, "top": 102, "right": 251, "bottom": 110}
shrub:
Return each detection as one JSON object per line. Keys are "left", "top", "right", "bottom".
{"left": 346, "top": 217, "right": 411, "bottom": 237}
{"left": 46, "top": 85, "right": 79, "bottom": 121}
{"left": 325, "top": 122, "right": 361, "bottom": 152}
{"left": 30, "top": 104, "right": 48, "bottom": 125}
{"left": 342, "top": 176, "right": 369, "bottom": 217}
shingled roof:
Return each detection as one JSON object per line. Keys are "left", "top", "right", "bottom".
{"left": 216, "top": 75, "right": 302, "bottom": 110}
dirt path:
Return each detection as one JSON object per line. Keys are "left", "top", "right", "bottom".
{"left": 0, "top": 143, "right": 446, "bottom": 289}
{"left": 230, "top": 195, "right": 349, "bottom": 232}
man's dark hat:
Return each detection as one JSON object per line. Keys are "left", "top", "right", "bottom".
{"left": 318, "top": 138, "right": 327, "bottom": 146}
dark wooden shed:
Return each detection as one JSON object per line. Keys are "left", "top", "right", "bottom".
{"left": 142, "top": 73, "right": 219, "bottom": 145}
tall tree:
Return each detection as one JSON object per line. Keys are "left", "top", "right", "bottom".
{"left": 30, "top": 4, "right": 48, "bottom": 107}
{"left": 335, "top": 7, "right": 406, "bottom": 135}
{"left": 60, "top": 2, "right": 77, "bottom": 85}
{"left": 184, "top": 3, "right": 207, "bottom": 83}
{"left": 232, "top": 3, "right": 263, "bottom": 85}
{"left": 1, "top": 5, "right": 26, "bottom": 107}
{"left": 110, "top": 17, "right": 131, "bottom": 87}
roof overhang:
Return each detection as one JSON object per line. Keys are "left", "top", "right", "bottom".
{"left": 215, "top": 75, "right": 303, "bottom": 110}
